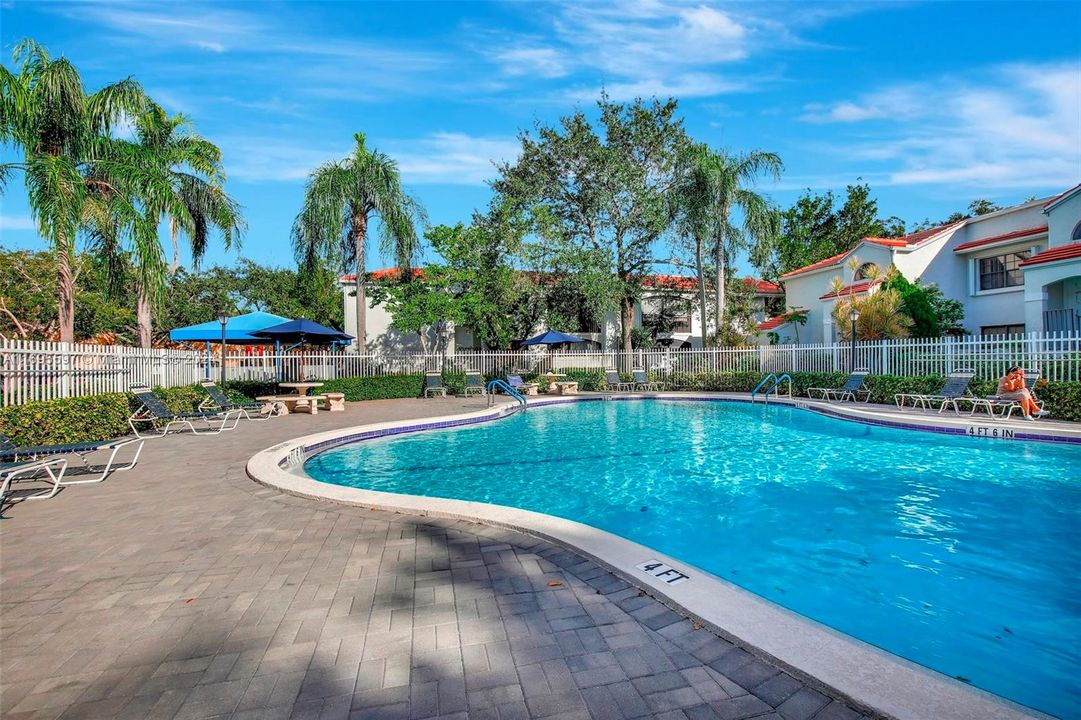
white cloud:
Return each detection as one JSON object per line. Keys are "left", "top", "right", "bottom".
{"left": 389, "top": 133, "right": 521, "bottom": 186}
{"left": 52, "top": 4, "right": 262, "bottom": 53}
{"left": 801, "top": 62, "right": 1081, "bottom": 189}
{"left": 0, "top": 215, "right": 37, "bottom": 231}
{"left": 566, "top": 73, "right": 747, "bottom": 102}
{"left": 493, "top": 47, "right": 570, "bottom": 79}
{"left": 218, "top": 138, "right": 348, "bottom": 183}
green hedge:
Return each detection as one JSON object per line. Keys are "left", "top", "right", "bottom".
{"left": 320, "top": 374, "right": 424, "bottom": 401}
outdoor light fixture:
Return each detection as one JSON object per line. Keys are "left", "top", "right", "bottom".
{"left": 217, "top": 314, "right": 229, "bottom": 388}
{"left": 849, "top": 309, "right": 860, "bottom": 373}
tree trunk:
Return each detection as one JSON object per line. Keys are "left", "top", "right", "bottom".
{"left": 352, "top": 212, "right": 369, "bottom": 351}
{"left": 620, "top": 297, "right": 634, "bottom": 356}
{"left": 168, "top": 217, "right": 180, "bottom": 275}
{"left": 136, "top": 282, "right": 153, "bottom": 348}
{"left": 695, "top": 234, "right": 708, "bottom": 347}
{"left": 714, "top": 241, "right": 726, "bottom": 337}
{"left": 56, "top": 243, "right": 75, "bottom": 344}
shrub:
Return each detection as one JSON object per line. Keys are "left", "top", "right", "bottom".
{"left": 559, "top": 368, "right": 606, "bottom": 391}
{"left": 0, "top": 393, "right": 132, "bottom": 446}
{"left": 321, "top": 374, "right": 424, "bottom": 401}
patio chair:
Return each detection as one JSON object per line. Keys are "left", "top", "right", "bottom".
{"left": 128, "top": 384, "right": 242, "bottom": 438}
{"left": 894, "top": 369, "right": 976, "bottom": 414}
{"left": 968, "top": 370, "right": 1046, "bottom": 419}
{"left": 200, "top": 381, "right": 274, "bottom": 420}
{"left": 463, "top": 370, "right": 486, "bottom": 396}
{"left": 632, "top": 368, "right": 663, "bottom": 391}
{"left": 0, "top": 432, "right": 143, "bottom": 486}
{"left": 423, "top": 372, "right": 447, "bottom": 398}
{"left": 506, "top": 374, "right": 539, "bottom": 395}
{"left": 807, "top": 369, "right": 871, "bottom": 404}
{"left": 605, "top": 370, "right": 632, "bottom": 392}
{"left": 1, "top": 457, "right": 68, "bottom": 507}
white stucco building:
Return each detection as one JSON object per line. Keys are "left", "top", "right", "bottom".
{"left": 340, "top": 271, "right": 783, "bottom": 353}
{"left": 759, "top": 184, "right": 1081, "bottom": 343}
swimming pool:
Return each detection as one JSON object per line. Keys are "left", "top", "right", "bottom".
{"left": 304, "top": 399, "right": 1081, "bottom": 718}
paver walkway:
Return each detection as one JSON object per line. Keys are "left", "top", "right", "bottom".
{"left": 1, "top": 398, "right": 874, "bottom": 720}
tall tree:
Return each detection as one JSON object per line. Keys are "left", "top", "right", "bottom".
{"left": 0, "top": 39, "right": 148, "bottom": 343}
{"left": 494, "top": 96, "right": 689, "bottom": 352}
{"left": 696, "top": 148, "right": 782, "bottom": 334}
{"left": 96, "top": 103, "right": 243, "bottom": 347}
{"left": 291, "top": 133, "right": 425, "bottom": 350}
{"left": 751, "top": 182, "right": 893, "bottom": 282}
{"left": 673, "top": 143, "right": 716, "bottom": 345}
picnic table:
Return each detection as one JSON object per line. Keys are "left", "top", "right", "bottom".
{"left": 278, "top": 382, "right": 324, "bottom": 396}
{"left": 256, "top": 382, "right": 329, "bottom": 415}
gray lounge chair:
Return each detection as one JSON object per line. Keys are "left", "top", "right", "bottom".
{"left": 200, "top": 381, "right": 273, "bottom": 420}
{"left": 895, "top": 369, "right": 976, "bottom": 414}
{"left": 632, "top": 369, "right": 663, "bottom": 391}
{"left": 0, "top": 432, "right": 143, "bottom": 485}
{"left": 463, "top": 370, "right": 485, "bottom": 396}
{"left": 808, "top": 369, "right": 871, "bottom": 404}
{"left": 605, "top": 370, "right": 632, "bottom": 392}
{"left": 128, "top": 384, "right": 242, "bottom": 437}
{"left": 424, "top": 372, "right": 446, "bottom": 398}
{"left": 968, "top": 370, "right": 1046, "bottom": 419}
{"left": 1, "top": 457, "right": 68, "bottom": 507}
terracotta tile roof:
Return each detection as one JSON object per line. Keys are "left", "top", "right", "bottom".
{"left": 1018, "top": 242, "right": 1081, "bottom": 267}
{"left": 757, "top": 313, "right": 792, "bottom": 331}
{"left": 744, "top": 278, "right": 783, "bottom": 294}
{"left": 340, "top": 268, "right": 424, "bottom": 282}
{"left": 779, "top": 250, "right": 850, "bottom": 278}
{"left": 818, "top": 279, "right": 883, "bottom": 300}
{"left": 1043, "top": 182, "right": 1081, "bottom": 210}
{"left": 953, "top": 226, "right": 1047, "bottom": 252}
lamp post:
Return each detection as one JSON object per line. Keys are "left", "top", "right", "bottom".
{"left": 217, "top": 314, "right": 229, "bottom": 388}
{"left": 849, "top": 309, "right": 860, "bottom": 373}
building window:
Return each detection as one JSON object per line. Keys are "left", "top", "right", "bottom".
{"left": 981, "top": 324, "right": 1025, "bottom": 337}
{"left": 854, "top": 262, "right": 879, "bottom": 281}
{"left": 977, "top": 250, "right": 1030, "bottom": 291}
{"left": 1072, "top": 221, "right": 1081, "bottom": 241}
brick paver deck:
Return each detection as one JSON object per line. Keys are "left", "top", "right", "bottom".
{"left": 0, "top": 398, "right": 875, "bottom": 720}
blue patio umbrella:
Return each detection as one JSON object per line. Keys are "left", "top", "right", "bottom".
{"left": 519, "top": 330, "right": 585, "bottom": 346}
{"left": 168, "top": 311, "right": 291, "bottom": 344}
{"left": 250, "top": 318, "right": 353, "bottom": 346}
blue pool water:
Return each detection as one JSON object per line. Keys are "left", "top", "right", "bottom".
{"left": 305, "top": 400, "right": 1081, "bottom": 718}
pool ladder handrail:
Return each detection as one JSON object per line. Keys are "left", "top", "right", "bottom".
{"left": 751, "top": 373, "right": 793, "bottom": 403}
{"left": 487, "top": 380, "right": 527, "bottom": 409}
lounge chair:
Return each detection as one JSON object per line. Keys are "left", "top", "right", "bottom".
{"left": 808, "top": 369, "right": 871, "bottom": 404}
{"left": 894, "top": 369, "right": 976, "bottom": 414}
{"left": 507, "top": 374, "right": 539, "bottom": 396}
{"left": 604, "top": 370, "right": 631, "bottom": 392}
{"left": 968, "top": 370, "right": 1046, "bottom": 419}
{"left": 463, "top": 370, "right": 486, "bottom": 396}
{"left": 128, "top": 384, "right": 242, "bottom": 437}
{"left": 0, "top": 457, "right": 68, "bottom": 507}
{"left": 632, "top": 369, "right": 663, "bottom": 391}
{"left": 0, "top": 432, "right": 143, "bottom": 485}
{"left": 200, "top": 381, "right": 273, "bottom": 420}
{"left": 424, "top": 372, "right": 446, "bottom": 398}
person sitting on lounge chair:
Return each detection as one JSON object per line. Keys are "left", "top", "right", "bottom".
{"left": 996, "top": 366, "right": 1048, "bottom": 420}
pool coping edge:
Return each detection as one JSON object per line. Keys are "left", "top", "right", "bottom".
{"left": 246, "top": 397, "right": 1055, "bottom": 720}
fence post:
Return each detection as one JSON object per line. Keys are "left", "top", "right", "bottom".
{"left": 881, "top": 340, "right": 889, "bottom": 375}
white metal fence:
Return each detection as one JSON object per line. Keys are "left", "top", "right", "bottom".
{"left": 2, "top": 333, "right": 1079, "bottom": 406}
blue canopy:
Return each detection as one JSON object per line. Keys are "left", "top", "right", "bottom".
{"left": 168, "top": 311, "right": 292, "bottom": 344}
{"left": 520, "top": 330, "right": 585, "bottom": 346}
{"left": 251, "top": 318, "right": 353, "bottom": 345}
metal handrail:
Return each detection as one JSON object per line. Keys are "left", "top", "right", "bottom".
{"left": 751, "top": 373, "right": 793, "bottom": 403}
{"left": 487, "top": 380, "right": 526, "bottom": 408}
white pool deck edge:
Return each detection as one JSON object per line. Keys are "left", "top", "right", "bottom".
{"left": 246, "top": 394, "right": 1069, "bottom": 720}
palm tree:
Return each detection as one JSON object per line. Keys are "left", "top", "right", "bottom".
{"left": 122, "top": 103, "right": 243, "bottom": 347}
{"left": 699, "top": 149, "right": 782, "bottom": 338}
{"left": 291, "top": 133, "right": 425, "bottom": 350}
{"left": 673, "top": 144, "right": 714, "bottom": 345}
{"left": 1, "top": 39, "right": 149, "bottom": 343}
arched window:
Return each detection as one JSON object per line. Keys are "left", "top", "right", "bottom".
{"left": 854, "top": 262, "right": 879, "bottom": 281}
{"left": 1072, "top": 221, "right": 1081, "bottom": 242}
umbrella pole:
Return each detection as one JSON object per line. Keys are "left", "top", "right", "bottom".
{"left": 204, "top": 341, "right": 211, "bottom": 380}
{"left": 275, "top": 340, "right": 282, "bottom": 382}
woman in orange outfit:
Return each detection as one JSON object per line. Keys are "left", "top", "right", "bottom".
{"left": 996, "top": 366, "right": 1047, "bottom": 420}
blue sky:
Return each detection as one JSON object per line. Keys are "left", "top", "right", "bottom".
{"left": 2, "top": 0, "right": 1079, "bottom": 276}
